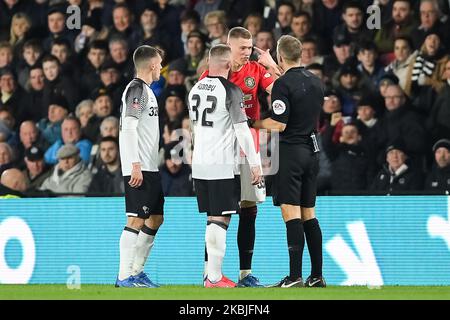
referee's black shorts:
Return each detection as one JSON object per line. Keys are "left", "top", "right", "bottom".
{"left": 194, "top": 176, "right": 240, "bottom": 216}
{"left": 124, "top": 171, "right": 165, "bottom": 219}
{"left": 272, "top": 143, "right": 319, "bottom": 208}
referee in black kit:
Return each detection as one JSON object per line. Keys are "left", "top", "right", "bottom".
{"left": 250, "top": 35, "right": 325, "bottom": 288}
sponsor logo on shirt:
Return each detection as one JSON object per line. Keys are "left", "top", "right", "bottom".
{"left": 245, "top": 76, "right": 256, "bottom": 89}
{"left": 264, "top": 72, "right": 271, "bottom": 78}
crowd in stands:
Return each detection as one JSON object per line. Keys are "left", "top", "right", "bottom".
{"left": 0, "top": 0, "right": 449, "bottom": 198}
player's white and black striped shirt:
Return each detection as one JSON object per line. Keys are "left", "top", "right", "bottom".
{"left": 188, "top": 75, "right": 247, "bottom": 180}
{"left": 119, "top": 78, "right": 160, "bottom": 176}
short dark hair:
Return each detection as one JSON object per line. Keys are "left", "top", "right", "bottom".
{"left": 100, "top": 136, "right": 119, "bottom": 147}
{"left": 41, "top": 54, "right": 60, "bottom": 65}
{"left": 133, "top": 45, "right": 161, "bottom": 70}
{"left": 51, "top": 38, "right": 71, "bottom": 49}
{"left": 228, "top": 27, "right": 252, "bottom": 40}
{"left": 306, "top": 63, "right": 324, "bottom": 72}
{"left": 343, "top": 0, "right": 363, "bottom": 13}
{"left": 277, "top": 1, "right": 295, "bottom": 13}
{"left": 88, "top": 40, "right": 108, "bottom": 53}
{"left": 23, "top": 39, "right": 42, "bottom": 52}
{"left": 394, "top": 35, "right": 413, "bottom": 49}
{"left": 277, "top": 35, "right": 302, "bottom": 63}
{"left": 293, "top": 10, "right": 311, "bottom": 21}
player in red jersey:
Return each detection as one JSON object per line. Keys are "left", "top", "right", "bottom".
{"left": 200, "top": 27, "right": 282, "bottom": 287}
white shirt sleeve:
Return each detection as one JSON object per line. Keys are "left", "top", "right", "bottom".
{"left": 233, "top": 122, "right": 261, "bottom": 167}
{"left": 120, "top": 116, "right": 140, "bottom": 164}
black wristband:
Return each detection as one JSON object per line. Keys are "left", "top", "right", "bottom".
{"left": 247, "top": 118, "right": 255, "bottom": 128}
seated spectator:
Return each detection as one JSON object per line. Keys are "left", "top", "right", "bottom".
{"left": 273, "top": 1, "right": 294, "bottom": 40}
{"left": 41, "top": 54, "right": 79, "bottom": 113}
{"left": 374, "top": 0, "right": 417, "bottom": 59}
{"left": 96, "top": 60, "right": 125, "bottom": 114}
{"left": 0, "top": 168, "right": 27, "bottom": 198}
{"left": 108, "top": 3, "right": 140, "bottom": 52}
{"left": 384, "top": 36, "right": 418, "bottom": 97}
{"left": 378, "top": 84, "right": 428, "bottom": 165}
{"left": 160, "top": 141, "right": 193, "bottom": 196}
{"left": 311, "top": 0, "right": 342, "bottom": 54}
{"left": 139, "top": 4, "right": 173, "bottom": 60}
{"left": 0, "top": 141, "right": 15, "bottom": 176}
{"left": 410, "top": 32, "right": 449, "bottom": 114}
{"left": 37, "top": 95, "right": 69, "bottom": 145}
{"left": 161, "top": 85, "right": 187, "bottom": 125}
{"left": 177, "top": 30, "right": 208, "bottom": 77}
{"left": 108, "top": 36, "right": 134, "bottom": 81}
{"left": 290, "top": 11, "right": 317, "bottom": 45}
{"left": 42, "top": 4, "right": 77, "bottom": 52}
{"left": 44, "top": 115, "right": 92, "bottom": 165}
{"left": 355, "top": 97, "right": 384, "bottom": 168}
{"left": 0, "top": 67, "right": 31, "bottom": 127}
{"left": 243, "top": 13, "right": 263, "bottom": 39}
{"left": 16, "top": 120, "right": 49, "bottom": 167}
{"left": 251, "top": 29, "right": 276, "bottom": 61}
{"left": 411, "top": 0, "right": 450, "bottom": 50}
{"left": 332, "top": 1, "right": 373, "bottom": 49}
{"left": 166, "top": 59, "right": 187, "bottom": 87}
{"left": 322, "top": 121, "right": 372, "bottom": 191}
{"left": 0, "top": 106, "right": 18, "bottom": 146}
{"left": 204, "top": 10, "right": 228, "bottom": 45}
{"left": 26, "top": 65, "right": 46, "bottom": 121}
{"left": 323, "top": 32, "right": 352, "bottom": 85}
{"left": 83, "top": 89, "right": 113, "bottom": 142}
{"left": 17, "top": 39, "right": 43, "bottom": 90}
{"left": 424, "top": 139, "right": 450, "bottom": 192}
{"left": 370, "top": 142, "right": 424, "bottom": 192}
{"left": 75, "top": 99, "right": 94, "bottom": 130}
{"left": 50, "top": 38, "right": 80, "bottom": 81}
{"left": 0, "top": 41, "right": 13, "bottom": 69}
{"left": 179, "top": 9, "right": 201, "bottom": 56}
{"left": 427, "top": 59, "right": 450, "bottom": 141}
{"left": 73, "top": 9, "right": 107, "bottom": 54}
{"left": 318, "top": 89, "right": 343, "bottom": 135}
{"left": 333, "top": 61, "right": 369, "bottom": 117}
{"left": 378, "top": 72, "right": 400, "bottom": 101}
{"left": 22, "top": 145, "right": 51, "bottom": 192}
{"left": 356, "top": 40, "right": 386, "bottom": 91}
{"left": 9, "top": 12, "right": 32, "bottom": 68}
{"left": 300, "top": 38, "right": 323, "bottom": 67}
{"left": 80, "top": 40, "right": 108, "bottom": 97}
{"left": 39, "top": 143, "right": 92, "bottom": 194}
{"left": 88, "top": 136, "right": 124, "bottom": 194}
{"left": 88, "top": 116, "right": 119, "bottom": 170}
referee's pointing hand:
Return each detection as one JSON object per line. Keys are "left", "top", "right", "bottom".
{"left": 129, "top": 163, "right": 143, "bottom": 188}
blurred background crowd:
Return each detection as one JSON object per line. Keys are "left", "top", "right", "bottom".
{"left": 0, "top": 0, "right": 449, "bottom": 198}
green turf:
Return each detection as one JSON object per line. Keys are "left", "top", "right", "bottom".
{"left": 1, "top": 285, "right": 450, "bottom": 300}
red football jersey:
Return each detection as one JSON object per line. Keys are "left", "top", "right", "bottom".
{"left": 200, "top": 61, "right": 274, "bottom": 120}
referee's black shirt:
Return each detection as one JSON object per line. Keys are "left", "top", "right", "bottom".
{"left": 270, "top": 67, "right": 324, "bottom": 144}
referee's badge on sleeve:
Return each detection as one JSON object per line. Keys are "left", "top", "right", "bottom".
{"left": 272, "top": 100, "right": 286, "bottom": 115}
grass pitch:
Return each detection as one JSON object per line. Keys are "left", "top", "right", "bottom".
{"left": 1, "top": 285, "right": 450, "bottom": 300}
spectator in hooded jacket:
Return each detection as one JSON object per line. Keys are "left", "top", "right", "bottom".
{"left": 39, "top": 143, "right": 92, "bottom": 194}
{"left": 370, "top": 141, "right": 424, "bottom": 192}
{"left": 424, "top": 139, "right": 450, "bottom": 192}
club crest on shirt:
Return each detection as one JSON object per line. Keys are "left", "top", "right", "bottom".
{"left": 132, "top": 97, "right": 140, "bottom": 109}
{"left": 245, "top": 76, "right": 256, "bottom": 89}
{"left": 272, "top": 99, "right": 286, "bottom": 115}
